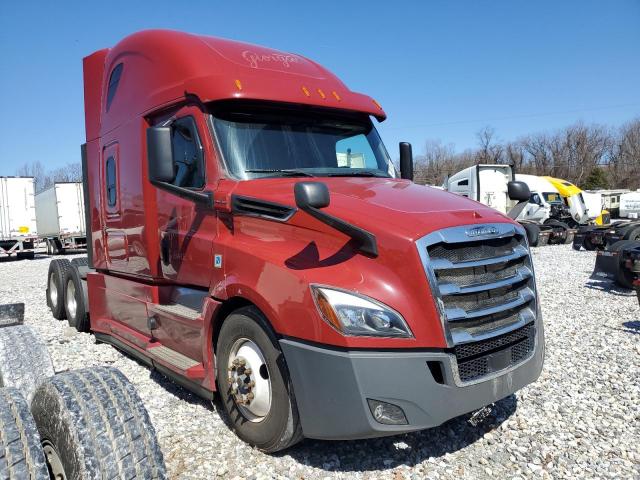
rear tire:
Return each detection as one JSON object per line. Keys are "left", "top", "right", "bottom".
{"left": 30, "top": 367, "right": 167, "bottom": 479}
{"left": 609, "top": 240, "right": 637, "bottom": 289}
{"left": 545, "top": 219, "right": 570, "bottom": 245}
{"left": 64, "top": 267, "right": 89, "bottom": 332}
{"left": 0, "top": 387, "right": 49, "bottom": 480}
{"left": 623, "top": 225, "right": 640, "bottom": 241}
{"left": 216, "top": 306, "right": 303, "bottom": 452}
{"left": 0, "top": 325, "right": 55, "bottom": 405}
{"left": 46, "top": 259, "right": 72, "bottom": 320}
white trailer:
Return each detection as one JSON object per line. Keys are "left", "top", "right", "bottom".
{"left": 35, "top": 182, "right": 86, "bottom": 254}
{"left": 620, "top": 190, "right": 640, "bottom": 219}
{"left": 0, "top": 177, "right": 38, "bottom": 258}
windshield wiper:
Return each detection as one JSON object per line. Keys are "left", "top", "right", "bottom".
{"left": 245, "top": 169, "right": 315, "bottom": 178}
{"left": 326, "top": 171, "right": 388, "bottom": 178}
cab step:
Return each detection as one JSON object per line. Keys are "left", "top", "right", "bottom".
{"left": 154, "top": 303, "right": 200, "bottom": 320}
{"left": 148, "top": 345, "right": 200, "bottom": 371}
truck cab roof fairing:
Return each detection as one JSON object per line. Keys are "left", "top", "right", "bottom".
{"left": 87, "top": 29, "right": 386, "bottom": 138}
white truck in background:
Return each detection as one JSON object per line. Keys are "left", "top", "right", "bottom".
{"left": 35, "top": 182, "right": 86, "bottom": 254}
{"left": 0, "top": 177, "right": 38, "bottom": 259}
{"left": 445, "top": 165, "right": 576, "bottom": 246}
{"left": 620, "top": 190, "right": 640, "bottom": 219}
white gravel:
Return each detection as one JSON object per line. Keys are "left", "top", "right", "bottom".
{"left": 0, "top": 245, "right": 638, "bottom": 479}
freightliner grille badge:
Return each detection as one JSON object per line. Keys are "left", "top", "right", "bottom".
{"left": 465, "top": 226, "right": 499, "bottom": 238}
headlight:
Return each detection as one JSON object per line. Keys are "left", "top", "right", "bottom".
{"left": 311, "top": 286, "right": 413, "bottom": 338}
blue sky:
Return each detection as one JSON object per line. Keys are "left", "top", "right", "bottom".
{"left": 0, "top": 1, "right": 638, "bottom": 174}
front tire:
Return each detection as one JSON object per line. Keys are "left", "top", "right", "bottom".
{"left": 216, "top": 306, "right": 302, "bottom": 452}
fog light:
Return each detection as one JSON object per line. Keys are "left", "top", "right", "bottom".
{"left": 367, "top": 399, "right": 408, "bottom": 425}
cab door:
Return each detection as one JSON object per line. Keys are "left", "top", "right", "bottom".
{"left": 154, "top": 105, "right": 216, "bottom": 288}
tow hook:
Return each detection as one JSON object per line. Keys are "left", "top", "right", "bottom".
{"left": 468, "top": 404, "right": 493, "bottom": 426}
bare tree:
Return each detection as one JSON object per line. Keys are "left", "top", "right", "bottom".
{"left": 15, "top": 161, "right": 82, "bottom": 193}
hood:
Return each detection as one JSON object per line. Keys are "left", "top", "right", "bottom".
{"left": 228, "top": 177, "right": 514, "bottom": 241}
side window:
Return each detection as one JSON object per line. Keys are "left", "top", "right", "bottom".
{"left": 529, "top": 193, "right": 541, "bottom": 204}
{"left": 457, "top": 179, "right": 469, "bottom": 186}
{"left": 105, "top": 156, "right": 117, "bottom": 207}
{"left": 106, "top": 63, "right": 123, "bottom": 112}
{"left": 171, "top": 117, "right": 205, "bottom": 189}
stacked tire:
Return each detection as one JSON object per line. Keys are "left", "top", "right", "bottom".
{"left": 0, "top": 310, "right": 166, "bottom": 479}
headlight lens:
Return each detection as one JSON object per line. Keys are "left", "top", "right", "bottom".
{"left": 311, "top": 286, "right": 413, "bottom": 338}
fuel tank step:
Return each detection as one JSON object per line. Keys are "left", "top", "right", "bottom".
{"left": 148, "top": 345, "right": 200, "bottom": 371}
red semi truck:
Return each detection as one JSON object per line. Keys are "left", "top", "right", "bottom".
{"left": 49, "top": 30, "right": 544, "bottom": 452}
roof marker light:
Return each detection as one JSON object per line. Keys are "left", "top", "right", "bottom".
{"left": 301, "top": 86, "right": 311, "bottom": 97}
{"left": 332, "top": 91, "right": 341, "bottom": 101}
{"left": 372, "top": 98, "right": 382, "bottom": 110}
{"left": 234, "top": 79, "right": 242, "bottom": 91}
{"left": 317, "top": 88, "right": 326, "bottom": 99}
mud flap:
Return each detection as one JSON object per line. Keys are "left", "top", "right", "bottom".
{"left": 0, "top": 303, "right": 24, "bottom": 328}
{"left": 590, "top": 250, "right": 618, "bottom": 282}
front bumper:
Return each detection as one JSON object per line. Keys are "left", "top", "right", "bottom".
{"left": 280, "top": 324, "right": 544, "bottom": 440}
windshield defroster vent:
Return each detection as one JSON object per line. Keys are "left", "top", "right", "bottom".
{"left": 231, "top": 195, "right": 296, "bottom": 222}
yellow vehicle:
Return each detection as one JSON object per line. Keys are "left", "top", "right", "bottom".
{"left": 543, "top": 176, "right": 610, "bottom": 226}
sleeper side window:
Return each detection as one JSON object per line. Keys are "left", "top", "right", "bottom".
{"left": 170, "top": 117, "right": 205, "bottom": 189}
{"left": 106, "top": 63, "right": 123, "bottom": 112}
{"left": 106, "top": 156, "right": 117, "bottom": 207}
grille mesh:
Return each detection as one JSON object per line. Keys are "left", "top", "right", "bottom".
{"left": 455, "top": 323, "right": 534, "bottom": 360}
{"left": 455, "top": 323, "right": 535, "bottom": 382}
{"left": 436, "top": 259, "right": 526, "bottom": 288}
{"left": 442, "top": 281, "right": 525, "bottom": 312}
{"left": 428, "top": 237, "right": 520, "bottom": 264}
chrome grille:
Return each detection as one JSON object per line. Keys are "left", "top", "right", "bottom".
{"left": 417, "top": 222, "right": 538, "bottom": 382}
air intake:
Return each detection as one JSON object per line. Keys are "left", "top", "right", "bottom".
{"left": 231, "top": 196, "right": 296, "bottom": 221}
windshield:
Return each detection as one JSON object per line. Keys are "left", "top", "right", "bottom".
{"left": 543, "top": 192, "right": 562, "bottom": 204}
{"left": 211, "top": 106, "right": 396, "bottom": 180}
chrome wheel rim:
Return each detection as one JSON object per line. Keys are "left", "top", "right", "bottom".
{"left": 66, "top": 280, "right": 76, "bottom": 319}
{"left": 43, "top": 440, "right": 66, "bottom": 480}
{"left": 227, "top": 338, "right": 271, "bottom": 422}
{"left": 49, "top": 274, "right": 58, "bottom": 308}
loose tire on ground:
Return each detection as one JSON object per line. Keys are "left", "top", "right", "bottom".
{"left": 46, "top": 259, "right": 72, "bottom": 320}
{"left": 64, "top": 266, "right": 90, "bottom": 332}
{"left": 609, "top": 240, "right": 637, "bottom": 289}
{"left": 0, "top": 325, "right": 54, "bottom": 405}
{"left": 30, "top": 367, "right": 167, "bottom": 479}
{"left": 0, "top": 387, "right": 49, "bottom": 480}
{"left": 521, "top": 222, "right": 540, "bottom": 247}
{"left": 216, "top": 306, "right": 303, "bottom": 452}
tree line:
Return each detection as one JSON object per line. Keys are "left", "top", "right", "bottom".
{"left": 413, "top": 117, "right": 640, "bottom": 190}
{"left": 16, "top": 161, "right": 82, "bottom": 193}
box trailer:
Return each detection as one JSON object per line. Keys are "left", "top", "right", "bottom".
{"left": 45, "top": 30, "right": 544, "bottom": 454}
{"left": 35, "top": 182, "right": 86, "bottom": 254}
{"left": 0, "top": 177, "right": 38, "bottom": 259}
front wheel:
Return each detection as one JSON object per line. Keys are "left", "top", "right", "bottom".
{"left": 216, "top": 307, "right": 302, "bottom": 452}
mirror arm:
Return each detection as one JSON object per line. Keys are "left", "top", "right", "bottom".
{"left": 507, "top": 201, "right": 527, "bottom": 220}
{"left": 150, "top": 180, "right": 213, "bottom": 207}
{"left": 300, "top": 205, "right": 378, "bottom": 257}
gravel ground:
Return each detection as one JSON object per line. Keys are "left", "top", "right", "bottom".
{"left": 0, "top": 245, "right": 638, "bottom": 479}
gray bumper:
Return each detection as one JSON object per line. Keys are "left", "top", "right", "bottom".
{"left": 280, "top": 326, "right": 544, "bottom": 440}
